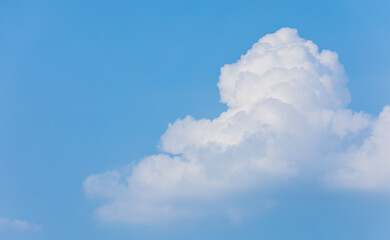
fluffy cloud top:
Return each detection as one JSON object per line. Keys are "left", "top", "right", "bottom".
{"left": 84, "top": 28, "right": 390, "bottom": 224}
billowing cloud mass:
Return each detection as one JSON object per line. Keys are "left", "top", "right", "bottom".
{"left": 84, "top": 28, "right": 390, "bottom": 224}
{"left": 0, "top": 216, "right": 43, "bottom": 232}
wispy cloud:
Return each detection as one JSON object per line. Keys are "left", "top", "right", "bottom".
{"left": 0, "top": 216, "right": 43, "bottom": 232}
{"left": 84, "top": 28, "right": 390, "bottom": 224}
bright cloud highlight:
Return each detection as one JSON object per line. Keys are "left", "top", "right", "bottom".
{"left": 84, "top": 28, "right": 390, "bottom": 224}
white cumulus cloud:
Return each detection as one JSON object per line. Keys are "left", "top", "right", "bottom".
{"left": 84, "top": 28, "right": 390, "bottom": 224}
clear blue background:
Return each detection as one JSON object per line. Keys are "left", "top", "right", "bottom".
{"left": 1, "top": 0, "right": 390, "bottom": 239}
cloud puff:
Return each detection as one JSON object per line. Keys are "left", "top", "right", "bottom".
{"left": 330, "top": 106, "right": 390, "bottom": 190}
{"left": 84, "top": 28, "right": 390, "bottom": 224}
{"left": 0, "top": 216, "right": 43, "bottom": 232}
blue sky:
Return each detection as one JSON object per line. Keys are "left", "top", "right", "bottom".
{"left": 1, "top": 0, "right": 390, "bottom": 239}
